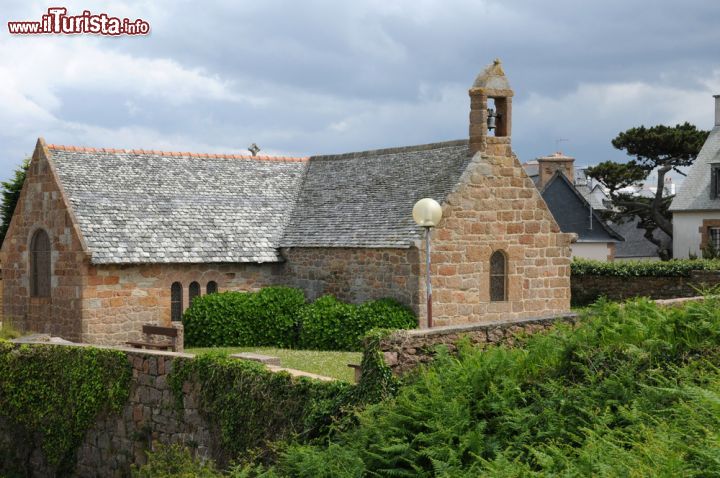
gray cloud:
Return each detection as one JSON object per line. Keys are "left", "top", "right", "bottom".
{"left": 1, "top": 0, "right": 719, "bottom": 181}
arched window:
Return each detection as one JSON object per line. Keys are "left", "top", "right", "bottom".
{"left": 490, "top": 250, "right": 507, "bottom": 302}
{"left": 189, "top": 281, "right": 201, "bottom": 306}
{"left": 30, "top": 229, "right": 51, "bottom": 297}
{"left": 171, "top": 282, "right": 183, "bottom": 322}
{"left": 207, "top": 281, "right": 218, "bottom": 294}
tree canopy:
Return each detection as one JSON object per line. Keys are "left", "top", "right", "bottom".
{"left": 0, "top": 159, "right": 29, "bottom": 247}
{"left": 586, "top": 122, "right": 709, "bottom": 259}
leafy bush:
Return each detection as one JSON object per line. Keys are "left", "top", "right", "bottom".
{"left": 168, "top": 351, "right": 354, "bottom": 462}
{"left": 249, "top": 296, "right": 720, "bottom": 476}
{"left": 185, "top": 288, "right": 417, "bottom": 351}
{"left": 0, "top": 342, "right": 131, "bottom": 474}
{"left": 183, "top": 287, "right": 306, "bottom": 348}
{"left": 571, "top": 257, "right": 720, "bottom": 277}
{"left": 133, "top": 444, "right": 223, "bottom": 478}
{"left": 300, "top": 297, "right": 416, "bottom": 351}
{"left": 299, "top": 296, "right": 357, "bottom": 351}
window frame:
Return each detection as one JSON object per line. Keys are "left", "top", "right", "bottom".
{"left": 189, "top": 281, "right": 201, "bottom": 306}
{"left": 29, "top": 229, "right": 51, "bottom": 298}
{"left": 489, "top": 250, "right": 508, "bottom": 302}
{"left": 206, "top": 281, "right": 218, "bottom": 295}
{"left": 170, "top": 282, "right": 183, "bottom": 322}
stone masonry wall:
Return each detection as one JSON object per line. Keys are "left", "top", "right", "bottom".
{"left": 419, "top": 143, "right": 574, "bottom": 327}
{"left": 571, "top": 270, "right": 720, "bottom": 306}
{"left": 1, "top": 140, "right": 88, "bottom": 341}
{"left": 280, "top": 247, "right": 420, "bottom": 312}
{"left": 379, "top": 313, "right": 578, "bottom": 375}
{"left": 0, "top": 346, "right": 209, "bottom": 477}
{"left": 83, "top": 262, "right": 282, "bottom": 345}
{"left": 378, "top": 296, "right": 707, "bottom": 376}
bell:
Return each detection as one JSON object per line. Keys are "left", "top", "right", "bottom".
{"left": 487, "top": 108, "right": 497, "bottom": 131}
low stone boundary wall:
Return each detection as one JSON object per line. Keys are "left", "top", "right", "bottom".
{"left": 0, "top": 343, "right": 335, "bottom": 477}
{"left": 379, "top": 313, "right": 578, "bottom": 375}
{"left": 571, "top": 270, "right": 720, "bottom": 306}
{"left": 379, "top": 296, "right": 708, "bottom": 376}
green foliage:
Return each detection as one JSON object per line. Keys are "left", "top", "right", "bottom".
{"left": 183, "top": 287, "right": 306, "bottom": 348}
{"left": 188, "top": 346, "right": 361, "bottom": 382}
{"left": 702, "top": 240, "right": 720, "bottom": 259}
{"left": 298, "top": 296, "right": 356, "bottom": 351}
{"left": 0, "top": 323, "right": 22, "bottom": 340}
{"left": 133, "top": 444, "right": 223, "bottom": 478}
{"left": 300, "top": 297, "right": 416, "bottom": 352}
{"left": 611, "top": 122, "right": 709, "bottom": 170}
{"left": 571, "top": 257, "right": 720, "bottom": 277}
{"left": 587, "top": 123, "right": 709, "bottom": 250}
{"left": 184, "top": 288, "right": 416, "bottom": 352}
{"left": 168, "top": 351, "right": 354, "bottom": 462}
{"left": 0, "top": 159, "right": 28, "bottom": 246}
{"left": 0, "top": 342, "right": 131, "bottom": 473}
{"left": 252, "top": 296, "right": 720, "bottom": 476}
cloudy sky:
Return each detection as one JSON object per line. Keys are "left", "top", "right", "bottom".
{"left": 1, "top": 0, "right": 719, "bottom": 182}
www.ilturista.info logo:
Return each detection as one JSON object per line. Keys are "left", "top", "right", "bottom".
{"left": 8, "top": 8, "right": 150, "bottom": 35}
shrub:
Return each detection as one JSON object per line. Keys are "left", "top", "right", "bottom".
{"left": 571, "top": 257, "right": 720, "bottom": 277}
{"left": 300, "top": 297, "right": 416, "bottom": 351}
{"left": 132, "top": 444, "right": 223, "bottom": 478}
{"left": 168, "top": 351, "right": 354, "bottom": 461}
{"left": 256, "top": 296, "right": 720, "bottom": 477}
{"left": 185, "top": 287, "right": 417, "bottom": 351}
{"left": 183, "top": 287, "right": 306, "bottom": 348}
{"left": 299, "top": 296, "right": 357, "bottom": 351}
{"left": 0, "top": 342, "right": 131, "bottom": 474}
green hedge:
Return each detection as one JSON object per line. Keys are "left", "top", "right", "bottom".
{"left": 183, "top": 288, "right": 417, "bottom": 351}
{"left": 183, "top": 287, "right": 306, "bottom": 348}
{"left": 571, "top": 257, "right": 720, "bottom": 277}
{"left": 300, "top": 297, "right": 416, "bottom": 351}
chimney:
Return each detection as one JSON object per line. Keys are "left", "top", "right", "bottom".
{"left": 715, "top": 95, "right": 720, "bottom": 127}
{"left": 537, "top": 152, "right": 575, "bottom": 189}
{"left": 468, "top": 59, "right": 513, "bottom": 157}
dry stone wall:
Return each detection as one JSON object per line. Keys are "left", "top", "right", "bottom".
{"left": 571, "top": 270, "right": 720, "bottom": 306}
{"left": 379, "top": 313, "right": 578, "bottom": 375}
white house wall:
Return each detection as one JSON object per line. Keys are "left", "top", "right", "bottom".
{"left": 673, "top": 211, "right": 720, "bottom": 258}
{"left": 571, "top": 242, "right": 612, "bottom": 261}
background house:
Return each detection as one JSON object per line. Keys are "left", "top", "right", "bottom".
{"left": 524, "top": 153, "right": 623, "bottom": 261}
{"left": 670, "top": 95, "right": 720, "bottom": 258}
{"left": 2, "top": 60, "right": 573, "bottom": 345}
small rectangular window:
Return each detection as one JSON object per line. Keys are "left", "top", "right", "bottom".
{"left": 711, "top": 227, "right": 720, "bottom": 250}
{"left": 712, "top": 165, "right": 720, "bottom": 199}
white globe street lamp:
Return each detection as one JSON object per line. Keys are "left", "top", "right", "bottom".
{"left": 413, "top": 198, "right": 443, "bottom": 328}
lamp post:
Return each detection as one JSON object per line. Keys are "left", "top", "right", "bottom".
{"left": 413, "top": 198, "right": 443, "bottom": 328}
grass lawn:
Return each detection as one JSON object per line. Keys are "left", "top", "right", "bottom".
{"left": 187, "top": 346, "right": 362, "bottom": 382}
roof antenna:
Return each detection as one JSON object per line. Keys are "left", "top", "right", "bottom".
{"left": 555, "top": 138, "right": 569, "bottom": 152}
{"left": 248, "top": 143, "right": 260, "bottom": 157}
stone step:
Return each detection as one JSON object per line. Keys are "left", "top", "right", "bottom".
{"left": 229, "top": 352, "right": 281, "bottom": 366}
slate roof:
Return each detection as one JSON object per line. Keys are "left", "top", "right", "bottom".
{"left": 281, "top": 140, "right": 472, "bottom": 248}
{"left": 670, "top": 125, "right": 720, "bottom": 211}
{"left": 48, "top": 145, "right": 307, "bottom": 264}
{"left": 540, "top": 171, "right": 623, "bottom": 243}
{"left": 575, "top": 183, "right": 609, "bottom": 210}
{"left": 611, "top": 217, "right": 671, "bottom": 259}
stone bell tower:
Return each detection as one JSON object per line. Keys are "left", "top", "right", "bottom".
{"left": 468, "top": 59, "right": 513, "bottom": 157}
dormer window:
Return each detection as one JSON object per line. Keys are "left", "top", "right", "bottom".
{"left": 712, "top": 164, "right": 720, "bottom": 199}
